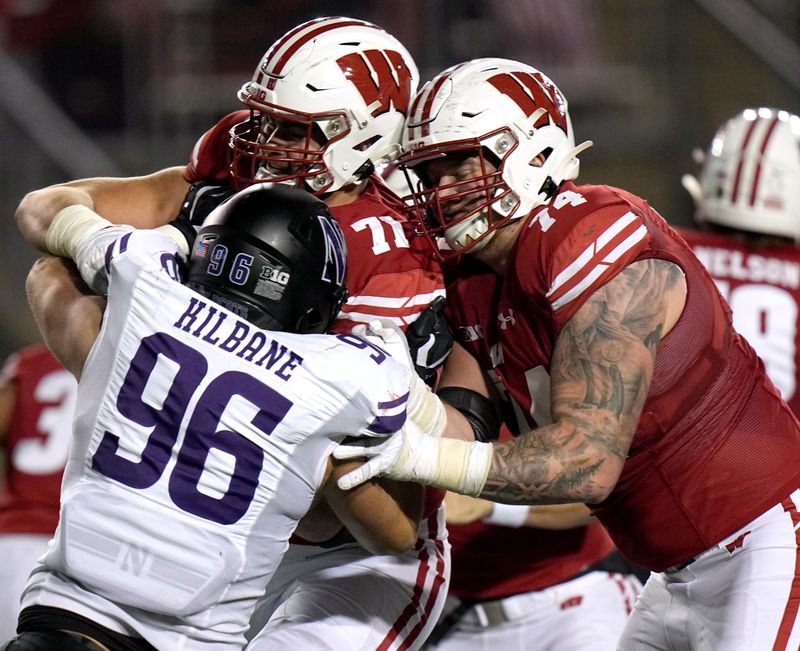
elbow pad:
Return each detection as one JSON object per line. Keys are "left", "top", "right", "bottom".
{"left": 437, "top": 387, "right": 501, "bottom": 443}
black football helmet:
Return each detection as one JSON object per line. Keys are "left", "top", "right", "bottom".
{"left": 186, "top": 183, "right": 347, "bottom": 333}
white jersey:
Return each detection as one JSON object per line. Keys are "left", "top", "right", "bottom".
{"left": 21, "top": 229, "right": 412, "bottom": 650}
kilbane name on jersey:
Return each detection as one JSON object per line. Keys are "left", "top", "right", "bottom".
{"left": 173, "top": 296, "right": 304, "bottom": 381}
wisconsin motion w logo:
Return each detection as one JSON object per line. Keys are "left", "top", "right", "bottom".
{"left": 487, "top": 71, "right": 568, "bottom": 132}
{"left": 337, "top": 50, "right": 413, "bottom": 116}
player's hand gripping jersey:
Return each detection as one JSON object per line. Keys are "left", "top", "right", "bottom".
{"left": 185, "top": 111, "right": 445, "bottom": 332}
{"left": 445, "top": 181, "right": 800, "bottom": 572}
{"left": 21, "top": 228, "right": 413, "bottom": 650}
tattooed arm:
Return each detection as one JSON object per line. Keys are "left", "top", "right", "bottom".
{"left": 482, "top": 258, "right": 686, "bottom": 504}
{"left": 333, "top": 258, "right": 687, "bottom": 501}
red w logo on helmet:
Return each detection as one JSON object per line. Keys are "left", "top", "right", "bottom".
{"left": 487, "top": 71, "right": 568, "bottom": 132}
{"left": 337, "top": 50, "right": 413, "bottom": 117}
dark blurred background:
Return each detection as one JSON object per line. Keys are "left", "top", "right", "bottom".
{"left": 1, "top": 0, "right": 798, "bottom": 359}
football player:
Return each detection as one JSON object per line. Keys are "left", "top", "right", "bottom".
{"left": 15, "top": 17, "right": 449, "bottom": 651}
{"left": 336, "top": 58, "right": 800, "bottom": 650}
{"left": 4, "top": 183, "right": 437, "bottom": 651}
{"left": 680, "top": 108, "right": 800, "bottom": 416}
{"left": 0, "top": 345, "right": 76, "bottom": 641}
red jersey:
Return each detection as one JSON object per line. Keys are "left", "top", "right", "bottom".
{"left": 446, "top": 181, "right": 800, "bottom": 571}
{"left": 678, "top": 228, "right": 800, "bottom": 416}
{"left": 0, "top": 345, "right": 76, "bottom": 535}
{"left": 185, "top": 111, "right": 446, "bottom": 519}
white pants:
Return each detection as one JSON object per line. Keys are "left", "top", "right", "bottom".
{"left": 619, "top": 489, "right": 800, "bottom": 650}
{"left": 427, "top": 570, "right": 642, "bottom": 651}
{"left": 247, "top": 510, "right": 450, "bottom": 651}
{"left": 0, "top": 534, "right": 51, "bottom": 641}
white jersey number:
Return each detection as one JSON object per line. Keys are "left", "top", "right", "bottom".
{"left": 351, "top": 215, "right": 410, "bottom": 256}
{"left": 13, "top": 368, "right": 76, "bottom": 474}
{"left": 715, "top": 280, "right": 797, "bottom": 401}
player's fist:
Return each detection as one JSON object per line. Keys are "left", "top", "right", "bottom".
{"left": 405, "top": 296, "right": 452, "bottom": 384}
{"left": 179, "top": 181, "right": 237, "bottom": 227}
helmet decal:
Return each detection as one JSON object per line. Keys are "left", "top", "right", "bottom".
{"left": 187, "top": 184, "right": 347, "bottom": 333}
{"left": 318, "top": 215, "right": 346, "bottom": 286}
{"left": 336, "top": 49, "right": 413, "bottom": 116}
{"left": 487, "top": 71, "right": 568, "bottom": 131}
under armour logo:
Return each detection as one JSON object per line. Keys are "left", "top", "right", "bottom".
{"left": 497, "top": 310, "right": 516, "bottom": 329}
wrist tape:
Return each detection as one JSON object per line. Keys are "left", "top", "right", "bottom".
{"left": 482, "top": 502, "right": 529, "bottom": 528}
{"left": 407, "top": 373, "right": 447, "bottom": 438}
{"left": 431, "top": 437, "right": 493, "bottom": 497}
{"left": 45, "top": 205, "right": 111, "bottom": 259}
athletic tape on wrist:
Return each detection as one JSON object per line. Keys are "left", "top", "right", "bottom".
{"left": 432, "top": 438, "right": 493, "bottom": 496}
{"left": 408, "top": 374, "right": 446, "bottom": 438}
{"left": 45, "top": 204, "right": 111, "bottom": 259}
{"left": 482, "top": 502, "right": 529, "bottom": 528}
{"left": 155, "top": 223, "right": 191, "bottom": 256}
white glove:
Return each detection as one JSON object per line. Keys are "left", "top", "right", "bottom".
{"left": 334, "top": 419, "right": 493, "bottom": 495}
{"left": 352, "top": 319, "right": 447, "bottom": 437}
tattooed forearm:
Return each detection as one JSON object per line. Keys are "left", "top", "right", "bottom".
{"left": 482, "top": 425, "right": 604, "bottom": 504}
{"left": 479, "top": 258, "right": 685, "bottom": 505}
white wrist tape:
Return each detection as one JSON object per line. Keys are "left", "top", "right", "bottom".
{"left": 407, "top": 373, "right": 447, "bottom": 438}
{"left": 430, "top": 437, "right": 493, "bottom": 497}
{"left": 155, "top": 223, "right": 191, "bottom": 256}
{"left": 482, "top": 502, "right": 529, "bottom": 528}
{"left": 44, "top": 204, "right": 112, "bottom": 259}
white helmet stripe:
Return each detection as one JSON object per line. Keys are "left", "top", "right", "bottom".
{"left": 259, "top": 17, "right": 377, "bottom": 84}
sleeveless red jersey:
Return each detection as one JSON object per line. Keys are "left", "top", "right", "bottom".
{"left": 445, "top": 181, "right": 800, "bottom": 571}
{"left": 678, "top": 227, "right": 800, "bottom": 416}
{"left": 185, "top": 112, "right": 446, "bottom": 519}
{"left": 0, "top": 345, "right": 76, "bottom": 535}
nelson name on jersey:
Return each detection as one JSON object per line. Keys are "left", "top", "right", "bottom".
{"left": 173, "top": 296, "right": 304, "bottom": 381}
{"left": 692, "top": 245, "right": 800, "bottom": 289}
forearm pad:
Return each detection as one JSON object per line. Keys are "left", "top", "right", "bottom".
{"left": 437, "top": 387, "right": 500, "bottom": 442}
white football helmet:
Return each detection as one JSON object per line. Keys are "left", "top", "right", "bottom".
{"left": 398, "top": 57, "right": 592, "bottom": 258}
{"left": 231, "top": 16, "right": 419, "bottom": 195}
{"left": 691, "top": 108, "right": 800, "bottom": 240}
